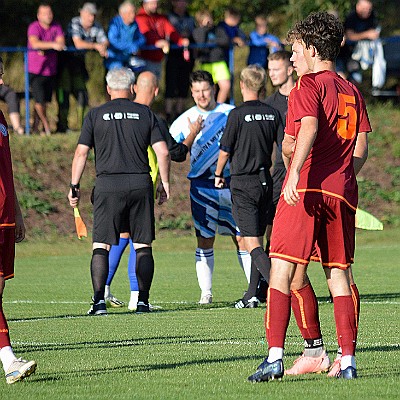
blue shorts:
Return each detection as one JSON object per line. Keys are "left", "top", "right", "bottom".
{"left": 190, "top": 179, "right": 239, "bottom": 238}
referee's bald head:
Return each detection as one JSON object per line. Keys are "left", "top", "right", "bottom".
{"left": 106, "top": 68, "right": 135, "bottom": 90}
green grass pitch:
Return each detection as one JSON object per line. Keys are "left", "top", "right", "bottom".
{"left": 2, "top": 228, "right": 399, "bottom": 399}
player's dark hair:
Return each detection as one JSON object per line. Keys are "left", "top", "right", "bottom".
{"left": 0, "top": 56, "right": 3, "bottom": 64}
{"left": 286, "top": 11, "right": 344, "bottom": 61}
{"left": 268, "top": 50, "right": 292, "bottom": 65}
{"left": 190, "top": 70, "right": 214, "bottom": 87}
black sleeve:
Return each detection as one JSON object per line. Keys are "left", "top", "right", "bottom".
{"left": 157, "top": 116, "right": 188, "bottom": 162}
{"left": 219, "top": 110, "right": 238, "bottom": 153}
{"left": 149, "top": 110, "right": 166, "bottom": 146}
{"left": 275, "top": 110, "right": 284, "bottom": 149}
{"left": 78, "top": 110, "right": 95, "bottom": 148}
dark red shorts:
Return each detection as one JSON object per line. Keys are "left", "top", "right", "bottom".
{"left": 270, "top": 192, "right": 355, "bottom": 269}
{"left": 0, "top": 229, "right": 15, "bottom": 280}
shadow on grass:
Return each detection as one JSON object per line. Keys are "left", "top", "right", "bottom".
{"left": 14, "top": 334, "right": 283, "bottom": 354}
{"left": 26, "top": 354, "right": 269, "bottom": 383}
{"left": 316, "top": 292, "right": 400, "bottom": 303}
{"left": 26, "top": 357, "right": 400, "bottom": 384}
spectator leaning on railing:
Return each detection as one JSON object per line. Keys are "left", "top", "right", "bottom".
{"left": 105, "top": 1, "right": 146, "bottom": 74}
{"left": 57, "top": 2, "right": 108, "bottom": 133}
{"left": 27, "top": 3, "right": 65, "bottom": 135}
{"left": 135, "top": 0, "right": 189, "bottom": 80}
{"left": 343, "top": 0, "right": 386, "bottom": 87}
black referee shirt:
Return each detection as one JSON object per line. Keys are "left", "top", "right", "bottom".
{"left": 78, "top": 98, "right": 165, "bottom": 177}
{"left": 265, "top": 90, "right": 289, "bottom": 170}
{"left": 220, "top": 100, "right": 283, "bottom": 176}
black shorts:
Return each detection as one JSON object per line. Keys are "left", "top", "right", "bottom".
{"left": 92, "top": 175, "right": 155, "bottom": 245}
{"left": 230, "top": 174, "right": 273, "bottom": 237}
{"left": 267, "top": 166, "right": 287, "bottom": 225}
{"left": 29, "top": 73, "right": 55, "bottom": 104}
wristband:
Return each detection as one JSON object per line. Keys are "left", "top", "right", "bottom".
{"left": 70, "top": 183, "right": 80, "bottom": 190}
{"left": 214, "top": 173, "right": 224, "bottom": 178}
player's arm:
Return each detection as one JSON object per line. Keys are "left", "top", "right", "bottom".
{"left": 353, "top": 132, "right": 368, "bottom": 176}
{"left": 283, "top": 116, "right": 317, "bottom": 206}
{"left": 68, "top": 144, "right": 90, "bottom": 207}
{"left": 214, "top": 149, "right": 229, "bottom": 188}
{"left": 14, "top": 189, "right": 25, "bottom": 243}
{"left": 152, "top": 140, "right": 171, "bottom": 204}
{"left": 282, "top": 134, "right": 296, "bottom": 159}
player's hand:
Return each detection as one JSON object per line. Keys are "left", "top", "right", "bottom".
{"left": 68, "top": 188, "right": 80, "bottom": 208}
{"left": 188, "top": 115, "right": 204, "bottom": 136}
{"left": 15, "top": 213, "right": 26, "bottom": 243}
{"left": 214, "top": 177, "right": 226, "bottom": 189}
{"left": 156, "top": 182, "right": 170, "bottom": 205}
{"left": 283, "top": 171, "right": 300, "bottom": 206}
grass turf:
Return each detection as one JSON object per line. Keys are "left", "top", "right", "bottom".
{"left": 1, "top": 228, "right": 399, "bottom": 399}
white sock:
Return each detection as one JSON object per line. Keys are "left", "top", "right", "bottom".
{"left": 0, "top": 346, "right": 17, "bottom": 372}
{"left": 129, "top": 291, "right": 139, "bottom": 305}
{"left": 195, "top": 248, "right": 214, "bottom": 297}
{"left": 237, "top": 250, "right": 251, "bottom": 283}
{"left": 267, "top": 347, "right": 284, "bottom": 363}
{"left": 341, "top": 355, "right": 356, "bottom": 370}
{"left": 104, "top": 285, "right": 111, "bottom": 298}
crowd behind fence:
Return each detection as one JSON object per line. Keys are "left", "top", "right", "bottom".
{"left": 1, "top": 36, "right": 400, "bottom": 135}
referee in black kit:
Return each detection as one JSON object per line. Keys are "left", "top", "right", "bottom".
{"left": 214, "top": 65, "right": 284, "bottom": 308}
{"left": 68, "top": 68, "right": 170, "bottom": 315}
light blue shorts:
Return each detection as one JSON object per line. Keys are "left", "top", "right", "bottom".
{"left": 190, "top": 179, "right": 239, "bottom": 238}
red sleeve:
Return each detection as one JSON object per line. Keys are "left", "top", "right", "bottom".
{"left": 292, "top": 76, "right": 320, "bottom": 122}
{"left": 357, "top": 92, "right": 372, "bottom": 133}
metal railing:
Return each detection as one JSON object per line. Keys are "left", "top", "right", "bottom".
{"left": 0, "top": 44, "right": 235, "bottom": 135}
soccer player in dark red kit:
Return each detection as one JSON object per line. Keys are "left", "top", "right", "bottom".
{"left": 0, "top": 57, "right": 37, "bottom": 384}
{"left": 248, "top": 11, "right": 370, "bottom": 382}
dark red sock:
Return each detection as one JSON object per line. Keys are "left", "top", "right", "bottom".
{"left": 0, "top": 301, "right": 11, "bottom": 348}
{"left": 265, "top": 288, "right": 291, "bottom": 348}
{"left": 351, "top": 284, "right": 360, "bottom": 329}
{"left": 291, "top": 284, "right": 322, "bottom": 342}
{"left": 333, "top": 295, "right": 357, "bottom": 356}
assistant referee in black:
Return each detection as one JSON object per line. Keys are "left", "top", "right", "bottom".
{"left": 68, "top": 68, "right": 170, "bottom": 315}
{"left": 215, "top": 64, "right": 284, "bottom": 308}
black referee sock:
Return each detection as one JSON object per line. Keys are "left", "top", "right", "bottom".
{"left": 250, "top": 246, "right": 271, "bottom": 283}
{"left": 91, "top": 248, "right": 109, "bottom": 304}
{"left": 243, "top": 262, "right": 261, "bottom": 302}
{"left": 136, "top": 247, "right": 154, "bottom": 304}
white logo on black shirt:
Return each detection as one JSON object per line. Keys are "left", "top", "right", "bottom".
{"left": 103, "top": 112, "right": 140, "bottom": 121}
{"left": 244, "top": 114, "right": 275, "bottom": 122}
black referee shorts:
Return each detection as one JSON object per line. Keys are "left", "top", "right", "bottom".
{"left": 230, "top": 174, "right": 273, "bottom": 237}
{"left": 92, "top": 176, "right": 155, "bottom": 245}
{"left": 266, "top": 166, "right": 287, "bottom": 225}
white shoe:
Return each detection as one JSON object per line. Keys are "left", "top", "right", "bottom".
{"left": 5, "top": 358, "right": 37, "bottom": 384}
{"left": 199, "top": 294, "right": 213, "bottom": 304}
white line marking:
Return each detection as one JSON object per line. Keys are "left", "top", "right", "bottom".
{"left": 5, "top": 300, "right": 400, "bottom": 305}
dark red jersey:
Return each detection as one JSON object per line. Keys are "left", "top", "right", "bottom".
{"left": 285, "top": 71, "right": 371, "bottom": 210}
{"left": 0, "top": 111, "right": 15, "bottom": 228}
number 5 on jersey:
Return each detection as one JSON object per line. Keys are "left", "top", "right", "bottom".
{"left": 337, "top": 93, "right": 357, "bottom": 139}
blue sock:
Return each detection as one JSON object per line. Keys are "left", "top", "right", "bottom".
{"left": 106, "top": 238, "right": 129, "bottom": 286}
{"left": 128, "top": 240, "right": 139, "bottom": 291}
